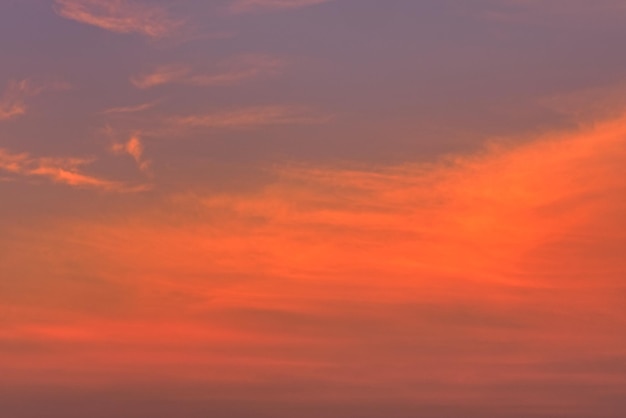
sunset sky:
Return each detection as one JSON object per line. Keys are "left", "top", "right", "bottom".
{"left": 1, "top": 1, "right": 626, "bottom": 417}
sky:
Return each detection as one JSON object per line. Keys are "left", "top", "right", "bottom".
{"left": 1, "top": 1, "right": 626, "bottom": 417}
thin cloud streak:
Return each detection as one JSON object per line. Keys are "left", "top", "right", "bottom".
{"left": 54, "top": 0, "right": 183, "bottom": 38}
{"left": 131, "top": 54, "right": 285, "bottom": 89}
{"left": 130, "top": 65, "right": 190, "bottom": 89}
{"left": 103, "top": 100, "right": 161, "bottom": 114}
{"left": 0, "top": 148, "right": 147, "bottom": 191}
{"left": 230, "top": 0, "right": 335, "bottom": 13}
{"left": 171, "top": 105, "right": 332, "bottom": 129}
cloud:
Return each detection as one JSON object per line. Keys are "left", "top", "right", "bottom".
{"left": 111, "top": 135, "right": 150, "bottom": 172}
{"left": 0, "top": 147, "right": 146, "bottom": 191}
{"left": 4, "top": 97, "right": 626, "bottom": 416}
{"left": 1, "top": 109, "right": 625, "bottom": 414}
{"left": 130, "top": 65, "right": 191, "bottom": 89}
{"left": 229, "top": 0, "right": 335, "bottom": 13}
{"left": 103, "top": 100, "right": 161, "bottom": 114}
{"left": 0, "top": 80, "right": 31, "bottom": 121}
{"left": 186, "top": 113, "right": 626, "bottom": 288}
{"left": 54, "top": 0, "right": 182, "bottom": 38}
{"left": 131, "top": 54, "right": 285, "bottom": 89}
{"left": 171, "top": 105, "right": 331, "bottom": 129}
{"left": 0, "top": 80, "right": 65, "bottom": 122}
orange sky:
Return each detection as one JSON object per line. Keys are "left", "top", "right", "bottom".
{"left": 1, "top": 1, "right": 626, "bottom": 417}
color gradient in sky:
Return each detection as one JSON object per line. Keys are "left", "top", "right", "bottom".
{"left": 1, "top": 1, "right": 626, "bottom": 417}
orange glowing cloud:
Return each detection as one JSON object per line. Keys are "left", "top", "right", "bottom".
{"left": 131, "top": 54, "right": 285, "bottom": 89}
{"left": 112, "top": 135, "right": 150, "bottom": 173}
{"left": 1, "top": 110, "right": 625, "bottom": 406}
{"left": 54, "top": 0, "right": 182, "bottom": 38}
{"left": 0, "top": 147, "right": 146, "bottom": 191}
{"left": 175, "top": 112, "right": 625, "bottom": 291}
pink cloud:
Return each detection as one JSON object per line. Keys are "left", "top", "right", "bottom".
{"left": 111, "top": 135, "right": 151, "bottom": 173}
{"left": 54, "top": 0, "right": 183, "bottom": 38}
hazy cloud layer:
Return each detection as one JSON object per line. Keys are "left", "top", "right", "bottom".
{"left": 1, "top": 112, "right": 625, "bottom": 416}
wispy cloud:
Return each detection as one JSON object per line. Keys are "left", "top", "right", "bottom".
{"left": 130, "top": 65, "right": 190, "bottom": 89}
{"left": 171, "top": 105, "right": 331, "bottom": 129}
{"left": 111, "top": 135, "right": 150, "bottom": 173}
{"left": 131, "top": 54, "right": 285, "bottom": 89}
{"left": 54, "top": 0, "right": 182, "bottom": 38}
{"left": 229, "top": 0, "right": 335, "bottom": 13}
{"left": 0, "top": 80, "right": 30, "bottom": 121}
{"left": 103, "top": 100, "right": 161, "bottom": 114}
{"left": 0, "top": 148, "right": 146, "bottom": 191}
{"left": 0, "top": 79, "right": 67, "bottom": 121}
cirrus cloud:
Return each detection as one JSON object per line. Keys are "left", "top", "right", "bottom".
{"left": 0, "top": 79, "right": 68, "bottom": 121}
{"left": 54, "top": 0, "right": 183, "bottom": 38}
{"left": 131, "top": 54, "right": 285, "bottom": 89}
{"left": 170, "top": 105, "right": 332, "bottom": 129}
{"left": 229, "top": 0, "right": 336, "bottom": 13}
{"left": 0, "top": 147, "right": 147, "bottom": 192}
